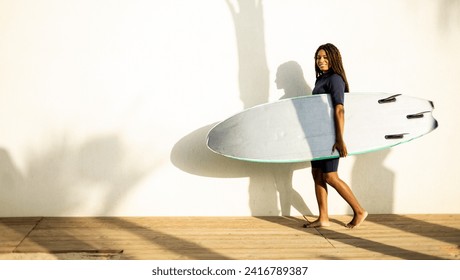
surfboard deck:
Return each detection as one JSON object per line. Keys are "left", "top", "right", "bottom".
{"left": 206, "top": 93, "right": 438, "bottom": 163}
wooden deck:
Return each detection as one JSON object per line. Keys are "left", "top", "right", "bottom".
{"left": 0, "top": 214, "right": 459, "bottom": 260}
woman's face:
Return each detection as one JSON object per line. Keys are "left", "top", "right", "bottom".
{"left": 316, "top": 49, "right": 329, "bottom": 72}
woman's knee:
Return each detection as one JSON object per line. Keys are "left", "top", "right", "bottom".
{"left": 311, "top": 168, "right": 324, "bottom": 183}
{"left": 323, "top": 172, "right": 339, "bottom": 186}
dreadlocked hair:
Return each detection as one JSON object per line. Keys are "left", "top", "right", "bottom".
{"left": 314, "top": 43, "right": 350, "bottom": 92}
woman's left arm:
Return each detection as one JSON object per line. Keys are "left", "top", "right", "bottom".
{"left": 333, "top": 104, "right": 348, "bottom": 157}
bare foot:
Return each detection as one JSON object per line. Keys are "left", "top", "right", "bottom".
{"left": 346, "top": 211, "right": 368, "bottom": 229}
{"left": 304, "top": 219, "right": 331, "bottom": 228}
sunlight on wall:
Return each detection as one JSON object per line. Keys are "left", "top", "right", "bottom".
{"left": 0, "top": 0, "right": 459, "bottom": 216}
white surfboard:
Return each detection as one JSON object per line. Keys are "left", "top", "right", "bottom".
{"left": 206, "top": 93, "right": 438, "bottom": 163}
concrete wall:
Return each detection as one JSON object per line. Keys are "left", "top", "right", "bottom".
{"left": 1, "top": 0, "right": 459, "bottom": 216}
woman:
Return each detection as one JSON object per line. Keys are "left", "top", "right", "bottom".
{"left": 306, "top": 43, "right": 368, "bottom": 229}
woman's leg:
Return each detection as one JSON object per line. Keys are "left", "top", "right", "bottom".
{"left": 323, "top": 172, "right": 368, "bottom": 228}
{"left": 307, "top": 168, "right": 331, "bottom": 227}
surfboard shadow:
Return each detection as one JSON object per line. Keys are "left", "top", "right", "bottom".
{"left": 171, "top": 123, "right": 255, "bottom": 178}
{"left": 170, "top": 123, "right": 313, "bottom": 216}
{"left": 290, "top": 93, "right": 339, "bottom": 162}
{"left": 170, "top": 123, "right": 308, "bottom": 178}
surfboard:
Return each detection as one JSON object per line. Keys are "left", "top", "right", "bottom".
{"left": 206, "top": 93, "right": 438, "bottom": 163}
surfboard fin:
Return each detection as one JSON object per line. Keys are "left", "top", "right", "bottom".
{"left": 378, "top": 94, "right": 402, "bottom": 104}
{"left": 385, "top": 133, "right": 408, "bottom": 139}
{"left": 406, "top": 111, "right": 430, "bottom": 119}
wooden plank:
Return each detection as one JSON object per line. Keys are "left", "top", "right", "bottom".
{"left": 0, "top": 217, "right": 41, "bottom": 253}
{"left": 0, "top": 215, "right": 458, "bottom": 260}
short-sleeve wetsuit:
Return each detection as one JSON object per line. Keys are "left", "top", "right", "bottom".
{"left": 311, "top": 71, "right": 345, "bottom": 173}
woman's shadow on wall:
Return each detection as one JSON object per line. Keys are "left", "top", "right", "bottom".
{"left": 171, "top": 61, "right": 313, "bottom": 216}
{"left": 172, "top": 1, "right": 315, "bottom": 216}
{"left": 351, "top": 149, "right": 395, "bottom": 213}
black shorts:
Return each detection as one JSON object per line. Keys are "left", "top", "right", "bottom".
{"left": 311, "top": 158, "right": 339, "bottom": 173}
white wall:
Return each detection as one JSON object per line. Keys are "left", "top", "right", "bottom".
{"left": 0, "top": 0, "right": 459, "bottom": 216}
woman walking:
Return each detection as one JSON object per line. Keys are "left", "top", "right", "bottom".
{"left": 306, "top": 43, "right": 368, "bottom": 229}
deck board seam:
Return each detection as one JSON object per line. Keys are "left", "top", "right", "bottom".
{"left": 13, "top": 217, "right": 43, "bottom": 253}
{"left": 315, "top": 228, "right": 336, "bottom": 248}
